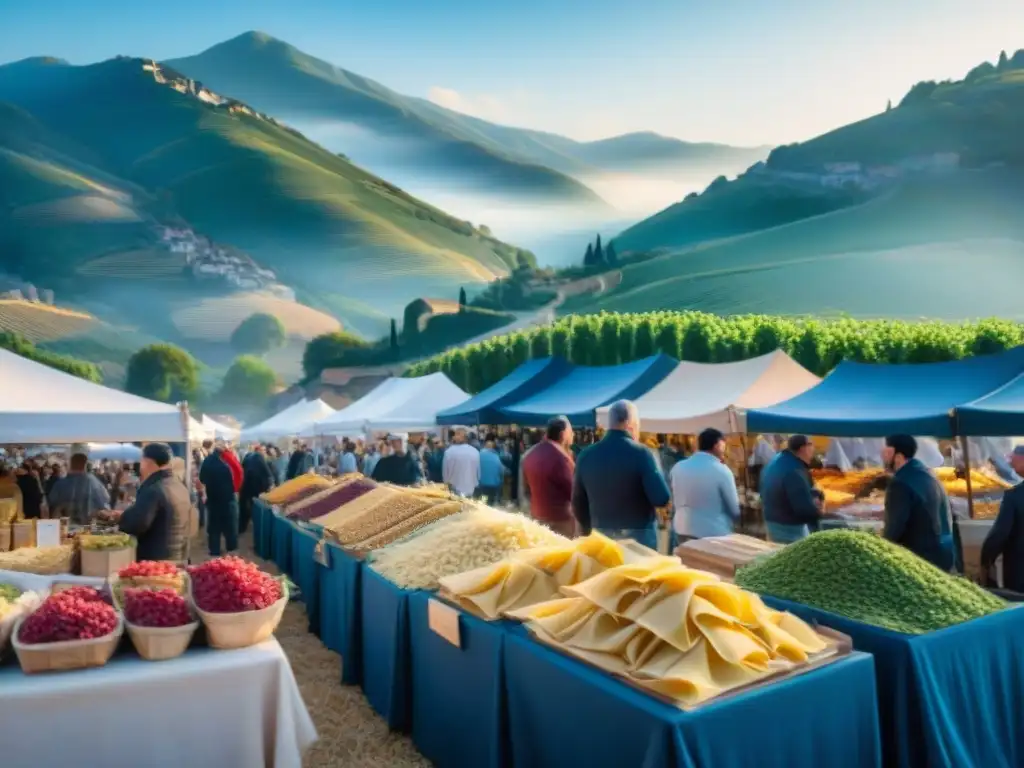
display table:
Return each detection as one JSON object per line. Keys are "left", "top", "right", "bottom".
{"left": 290, "top": 525, "right": 321, "bottom": 636}
{"left": 272, "top": 512, "right": 294, "bottom": 577}
{"left": 0, "top": 639, "right": 317, "bottom": 768}
{"left": 763, "top": 596, "right": 1024, "bottom": 768}
{"left": 318, "top": 542, "right": 364, "bottom": 684}
{"left": 503, "top": 628, "right": 881, "bottom": 768}
{"left": 360, "top": 567, "right": 413, "bottom": 731}
{"left": 253, "top": 499, "right": 272, "bottom": 560}
{"left": 408, "top": 591, "right": 509, "bottom": 768}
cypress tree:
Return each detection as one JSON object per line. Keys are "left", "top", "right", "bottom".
{"left": 389, "top": 318, "right": 399, "bottom": 353}
{"left": 583, "top": 243, "right": 594, "bottom": 266}
{"left": 605, "top": 241, "right": 618, "bottom": 265}
{"left": 594, "top": 234, "right": 604, "bottom": 264}
{"left": 458, "top": 287, "right": 467, "bottom": 312}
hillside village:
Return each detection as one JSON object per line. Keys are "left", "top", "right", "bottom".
{"left": 158, "top": 226, "right": 291, "bottom": 296}
{"left": 749, "top": 151, "right": 961, "bottom": 192}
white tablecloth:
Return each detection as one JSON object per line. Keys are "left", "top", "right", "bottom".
{"left": 0, "top": 639, "right": 317, "bottom": 768}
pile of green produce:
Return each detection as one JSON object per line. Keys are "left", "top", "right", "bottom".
{"left": 79, "top": 533, "right": 134, "bottom": 550}
{"left": 0, "top": 584, "right": 21, "bottom": 603}
{"left": 735, "top": 530, "right": 1006, "bottom": 634}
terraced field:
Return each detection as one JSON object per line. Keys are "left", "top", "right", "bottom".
{"left": 78, "top": 248, "right": 187, "bottom": 278}
{"left": 170, "top": 291, "right": 342, "bottom": 342}
{"left": 0, "top": 300, "right": 97, "bottom": 342}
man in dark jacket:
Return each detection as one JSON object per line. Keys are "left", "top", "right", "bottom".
{"left": 200, "top": 445, "right": 239, "bottom": 556}
{"left": 882, "top": 434, "right": 955, "bottom": 571}
{"left": 117, "top": 443, "right": 192, "bottom": 562}
{"left": 760, "top": 435, "right": 821, "bottom": 544}
{"left": 572, "top": 400, "right": 670, "bottom": 550}
{"left": 980, "top": 446, "right": 1024, "bottom": 591}
{"left": 240, "top": 445, "right": 274, "bottom": 535}
{"left": 285, "top": 443, "right": 313, "bottom": 481}
{"left": 372, "top": 434, "right": 424, "bottom": 487}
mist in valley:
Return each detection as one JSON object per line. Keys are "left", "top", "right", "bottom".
{"left": 293, "top": 119, "right": 752, "bottom": 268}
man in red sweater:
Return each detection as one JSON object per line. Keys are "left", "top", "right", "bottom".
{"left": 522, "top": 416, "right": 577, "bottom": 538}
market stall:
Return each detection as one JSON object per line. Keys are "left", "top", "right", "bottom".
{"left": 0, "top": 348, "right": 188, "bottom": 444}
{"left": 957, "top": 371, "right": 1024, "bottom": 436}
{"left": 435, "top": 356, "right": 574, "bottom": 426}
{"left": 201, "top": 414, "right": 240, "bottom": 441}
{"left": 313, "top": 378, "right": 404, "bottom": 437}
{"left": 241, "top": 398, "right": 336, "bottom": 442}
{"left": 499, "top": 354, "right": 678, "bottom": 427}
{"left": 362, "top": 373, "right": 470, "bottom": 434}
{"left": 595, "top": 350, "right": 820, "bottom": 434}
{"left": 747, "top": 347, "right": 1024, "bottom": 437}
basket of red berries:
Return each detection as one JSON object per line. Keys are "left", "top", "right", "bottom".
{"left": 187, "top": 557, "right": 288, "bottom": 650}
{"left": 13, "top": 586, "right": 122, "bottom": 673}
{"left": 122, "top": 586, "right": 199, "bottom": 661}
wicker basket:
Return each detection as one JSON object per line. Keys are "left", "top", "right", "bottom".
{"left": 12, "top": 614, "right": 123, "bottom": 673}
{"left": 191, "top": 579, "right": 289, "bottom": 650}
{"left": 125, "top": 617, "right": 199, "bottom": 661}
{"left": 110, "top": 572, "right": 189, "bottom": 611}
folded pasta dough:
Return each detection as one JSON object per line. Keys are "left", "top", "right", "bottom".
{"left": 440, "top": 560, "right": 557, "bottom": 618}
{"left": 526, "top": 598, "right": 601, "bottom": 639}
{"left": 746, "top": 598, "right": 828, "bottom": 661}
{"left": 558, "top": 610, "right": 644, "bottom": 654}
{"left": 630, "top": 639, "right": 770, "bottom": 706}
{"left": 531, "top": 624, "right": 630, "bottom": 676}
{"left": 574, "top": 532, "right": 627, "bottom": 568}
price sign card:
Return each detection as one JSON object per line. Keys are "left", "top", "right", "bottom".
{"left": 428, "top": 598, "right": 462, "bottom": 649}
{"left": 35, "top": 519, "right": 62, "bottom": 548}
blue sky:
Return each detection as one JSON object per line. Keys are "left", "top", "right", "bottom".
{"left": 1, "top": 0, "right": 1022, "bottom": 145}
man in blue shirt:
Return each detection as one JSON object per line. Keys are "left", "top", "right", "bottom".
{"left": 669, "top": 428, "right": 740, "bottom": 551}
{"left": 572, "top": 400, "right": 671, "bottom": 551}
{"left": 477, "top": 438, "right": 508, "bottom": 506}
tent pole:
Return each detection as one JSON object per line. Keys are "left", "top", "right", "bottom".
{"left": 179, "top": 402, "right": 194, "bottom": 565}
{"left": 960, "top": 435, "right": 976, "bottom": 520}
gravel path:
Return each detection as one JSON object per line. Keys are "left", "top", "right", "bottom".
{"left": 195, "top": 532, "right": 430, "bottom": 768}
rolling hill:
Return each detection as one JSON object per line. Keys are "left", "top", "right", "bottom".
{"left": 167, "top": 32, "right": 765, "bottom": 193}
{"left": 0, "top": 54, "right": 539, "bottom": 372}
{"left": 614, "top": 50, "right": 1024, "bottom": 256}
{"left": 566, "top": 169, "right": 1024, "bottom": 321}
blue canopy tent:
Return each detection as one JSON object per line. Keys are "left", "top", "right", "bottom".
{"left": 957, "top": 371, "right": 1024, "bottom": 436}
{"left": 747, "top": 347, "right": 1024, "bottom": 438}
{"left": 435, "top": 357, "right": 574, "bottom": 426}
{"left": 498, "top": 354, "right": 679, "bottom": 427}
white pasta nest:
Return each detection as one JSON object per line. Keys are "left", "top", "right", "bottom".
{"left": 370, "top": 506, "right": 568, "bottom": 590}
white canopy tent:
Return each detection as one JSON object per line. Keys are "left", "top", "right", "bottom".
{"left": 313, "top": 378, "right": 405, "bottom": 437}
{"left": 596, "top": 350, "right": 821, "bottom": 434}
{"left": 87, "top": 443, "right": 144, "bottom": 462}
{"left": 240, "top": 399, "right": 335, "bottom": 442}
{"left": 202, "top": 414, "right": 240, "bottom": 441}
{"left": 363, "top": 373, "right": 470, "bottom": 435}
{"left": 0, "top": 349, "right": 188, "bottom": 444}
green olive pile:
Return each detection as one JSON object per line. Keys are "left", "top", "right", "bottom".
{"left": 0, "top": 583, "right": 21, "bottom": 603}
{"left": 735, "top": 530, "right": 1006, "bottom": 634}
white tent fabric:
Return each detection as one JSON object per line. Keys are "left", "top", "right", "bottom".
{"left": 241, "top": 399, "right": 335, "bottom": 442}
{"left": 188, "top": 416, "right": 209, "bottom": 442}
{"left": 202, "top": 414, "right": 240, "bottom": 440}
{"left": 313, "top": 378, "right": 404, "bottom": 437}
{"left": 363, "top": 373, "right": 470, "bottom": 434}
{"left": 596, "top": 351, "right": 821, "bottom": 434}
{"left": 824, "top": 439, "right": 853, "bottom": 471}
{"left": 0, "top": 349, "right": 187, "bottom": 444}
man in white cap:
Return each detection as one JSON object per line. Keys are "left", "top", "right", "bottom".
{"left": 443, "top": 428, "right": 480, "bottom": 498}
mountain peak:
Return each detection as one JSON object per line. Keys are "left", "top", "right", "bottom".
{"left": 207, "top": 30, "right": 293, "bottom": 55}
{"left": 1, "top": 55, "right": 68, "bottom": 70}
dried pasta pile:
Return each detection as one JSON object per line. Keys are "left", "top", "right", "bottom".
{"left": 516, "top": 559, "right": 830, "bottom": 707}
{"left": 370, "top": 507, "right": 568, "bottom": 590}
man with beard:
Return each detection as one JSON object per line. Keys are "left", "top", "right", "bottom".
{"left": 882, "top": 434, "right": 955, "bottom": 571}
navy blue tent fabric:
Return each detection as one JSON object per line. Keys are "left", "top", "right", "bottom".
{"left": 435, "top": 357, "right": 574, "bottom": 426}
{"left": 747, "top": 347, "right": 1024, "bottom": 437}
{"left": 502, "top": 627, "right": 881, "bottom": 768}
{"left": 957, "top": 372, "right": 1024, "bottom": 436}
{"left": 408, "top": 592, "right": 510, "bottom": 768}
{"left": 763, "top": 596, "right": 1024, "bottom": 768}
{"left": 317, "top": 543, "right": 364, "bottom": 685}
{"left": 361, "top": 568, "right": 413, "bottom": 731}
{"left": 499, "top": 354, "right": 679, "bottom": 427}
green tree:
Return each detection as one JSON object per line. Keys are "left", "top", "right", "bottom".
{"left": 389, "top": 319, "right": 400, "bottom": 354}
{"left": 302, "top": 331, "right": 368, "bottom": 379}
{"left": 0, "top": 331, "right": 101, "bottom": 382}
{"left": 221, "top": 355, "right": 277, "bottom": 404}
{"left": 656, "top": 321, "right": 682, "bottom": 359}
{"left": 229, "top": 313, "right": 286, "bottom": 355}
{"left": 458, "top": 287, "right": 467, "bottom": 313}
{"left": 594, "top": 234, "right": 604, "bottom": 265}
{"left": 598, "top": 315, "right": 621, "bottom": 366}
{"left": 125, "top": 343, "right": 200, "bottom": 403}
{"left": 605, "top": 241, "right": 618, "bottom": 265}
{"left": 634, "top": 317, "right": 656, "bottom": 358}
{"left": 583, "top": 242, "right": 594, "bottom": 267}
{"left": 530, "top": 328, "right": 552, "bottom": 358}
{"left": 998, "top": 50, "right": 1009, "bottom": 71}
{"left": 551, "top": 325, "right": 571, "bottom": 360}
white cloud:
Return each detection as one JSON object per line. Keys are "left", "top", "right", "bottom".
{"left": 426, "top": 86, "right": 527, "bottom": 123}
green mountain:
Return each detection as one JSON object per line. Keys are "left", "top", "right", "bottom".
{"left": 572, "top": 52, "right": 1024, "bottom": 321}
{"left": 0, "top": 55, "right": 539, "bottom": 376}
{"left": 615, "top": 50, "right": 1024, "bottom": 255}
{"left": 167, "top": 32, "right": 764, "bottom": 189}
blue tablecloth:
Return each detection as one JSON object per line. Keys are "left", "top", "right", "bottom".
{"left": 503, "top": 628, "right": 881, "bottom": 768}
{"left": 251, "top": 499, "right": 267, "bottom": 559}
{"left": 272, "top": 513, "right": 293, "bottom": 577}
{"left": 763, "top": 597, "right": 1024, "bottom": 768}
{"left": 361, "top": 568, "right": 413, "bottom": 731}
{"left": 408, "top": 592, "right": 509, "bottom": 768}
{"left": 290, "top": 526, "right": 321, "bottom": 636}
{"left": 318, "top": 543, "right": 364, "bottom": 684}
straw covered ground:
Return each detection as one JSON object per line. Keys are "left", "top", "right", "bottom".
{"left": 192, "top": 532, "right": 429, "bottom": 768}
